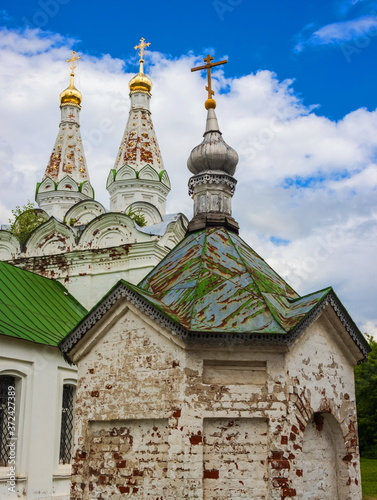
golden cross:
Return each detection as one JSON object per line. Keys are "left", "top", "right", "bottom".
{"left": 134, "top": 37, "right": 151, "bottom": 60}
{"left": 191, "top": 54, "right": 227, "bottom": 100}
{"left": 66, "top": 51, "right": 81, "bottom": 73}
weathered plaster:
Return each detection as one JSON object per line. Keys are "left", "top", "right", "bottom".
{"left": 68, "top": 299, "right": 362, "bottom": 499}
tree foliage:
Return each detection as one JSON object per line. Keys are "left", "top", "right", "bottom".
{"left": 8, "top": 201, "right": 48, "bottom": 245}
{"left": 355, "top": 336, "right": 377, "bottom": 458}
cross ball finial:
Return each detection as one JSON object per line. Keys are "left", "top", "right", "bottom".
{"left": 191, "top": 54, "right": 228, "bottom": 109}
{"left": 134, "top": 37, "right": 151, "bottom": 61}
{"left": 66, "top": 51, "right": 81, "bottom": 75}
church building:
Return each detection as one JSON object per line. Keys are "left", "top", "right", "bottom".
{"left": 60, "top": 56, "right": 370, "bottom": 500}
{"left": 0, "top": 42, "right": 187, "bottom": 310}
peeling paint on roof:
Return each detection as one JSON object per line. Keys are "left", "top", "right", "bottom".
{"left": 136, "top": 227, "right": 331, "bottom": 334}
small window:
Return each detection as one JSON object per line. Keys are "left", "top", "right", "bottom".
{"left": 59, "top": 385, "right": 75, "bottom": 464}
{"left": 0, "top": 376, "right": 16, "bottom": 467}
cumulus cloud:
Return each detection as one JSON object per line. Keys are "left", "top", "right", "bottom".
{"left": 294, "top": 15, "right": 377, "bottom": 52}
{"left": 0, "top": 27, "right": 377, "bottom": 340}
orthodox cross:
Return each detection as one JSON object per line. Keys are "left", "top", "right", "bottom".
{"left": 191, "top": 55, "right": 227, "bottom": 100}
{"left": 134, "top": 37, "right": 151, "bottom": 60}
{"left": 66, "top": 51, "right": 81, "bottom": 74}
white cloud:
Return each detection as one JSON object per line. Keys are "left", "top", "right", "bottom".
{"left": 1, "top": 27, "right": 377, "bottom": 341}
{"left": 295, "top": 15, "right": 377, "bottom": 52}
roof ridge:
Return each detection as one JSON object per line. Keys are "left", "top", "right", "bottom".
{"left": 224, "top": 229, "right": 288, "bottom": 330}
{"left": 187, "top": 230, "right": 210, "bottom": 329}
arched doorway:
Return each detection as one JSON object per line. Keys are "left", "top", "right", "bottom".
{"left": 301, "top": 413, "right": 346, "bottom": 500}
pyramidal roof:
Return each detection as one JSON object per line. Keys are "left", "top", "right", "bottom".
{"left": 134, "top": 227, "right": 328, "bottom": 334}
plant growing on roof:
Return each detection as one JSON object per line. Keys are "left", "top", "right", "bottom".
{"left": 125, "top": 207, "right": 147, "bottom": 227}
{"left": 8, "top": 200, "right": 48, "bottom": 245}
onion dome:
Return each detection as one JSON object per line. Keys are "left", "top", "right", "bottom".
{"left": 129, "top": 70, "right": 152, "bottom": 94}
{"left": 187, "top": 108, "right": 238, "bottom": 175}
{"left": 60, "top": 72, "right": 82, "bottom": 108}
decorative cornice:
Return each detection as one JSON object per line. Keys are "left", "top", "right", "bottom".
{"left": 188, "top": 172, "right": 237, "bottom": 196}
{"left": 59, "top": 284, "right": 370, "bottom": 363}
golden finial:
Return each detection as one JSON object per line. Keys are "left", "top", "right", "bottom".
{"left": 134, "top": 37, "right": 151, "bottom": 74}
{"left": 191, "top": 54, "right": 228, "bottom": 109}
{"left": 60, "top": 51, "right": 82, "bottom": 107}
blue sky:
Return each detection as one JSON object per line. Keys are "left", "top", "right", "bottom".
{"left": 3, "top": 0, "right": 377, "bottom": 119}
{"left": 1, "top": 0, "right": 377, "bottom": 338}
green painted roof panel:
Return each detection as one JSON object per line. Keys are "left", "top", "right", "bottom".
{"left": 137, "top": 227, "right": 329, "bottom": 334}
{"left": 0, "top": 261, "right": 87, "bottom": 346}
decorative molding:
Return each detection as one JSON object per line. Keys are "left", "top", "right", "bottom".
{"left": 188, "top": 173, "right": 237, "bottom": 196}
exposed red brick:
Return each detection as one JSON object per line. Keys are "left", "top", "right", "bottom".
{"left": 343, "top": 454, "right": 353, "bottom": 462}
{"left": 204, "top": 470, "right": 219, "bottom": 479}
{"left": 173, "top": 409, "right": 181, "bottom": 418}
{"left": 291, "top": 425, "right": 299, "bottom": 435}
{"left": 90, "top": 390, "right": 99, "bottom": 397}
{"left": 116, "top": 460, "right": 127, "bottom": 468}
{"left": 281, "top": 435, "right": 288, "bottom": 445}
{"left": 282, "top": 487, "right": 297, "bottom": 498}
{"left": 118, "top": 486, "right": 130, "bottom": 494}
{"left": 296, "top": 469, "right": 303, "bottom": 477}
{"left": 190, "top": 433, "right": 202, "bottom": 445}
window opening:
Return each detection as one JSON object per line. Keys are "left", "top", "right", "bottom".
{"left": 59, "top": 384, "right": 75, "bottom": 464}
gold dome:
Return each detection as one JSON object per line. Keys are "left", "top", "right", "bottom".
{"left": 60, "top": 74, "right": 82, "bottom": 107}
{"left": 129, "top": 70, "right": 152, "bottom": 94}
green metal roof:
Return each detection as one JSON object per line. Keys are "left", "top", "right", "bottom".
{"left": 0, "top": 261, "right": 87, "bottom": 346}
{"left": 136, "top": 227, "right": 331, "bottom": 334}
